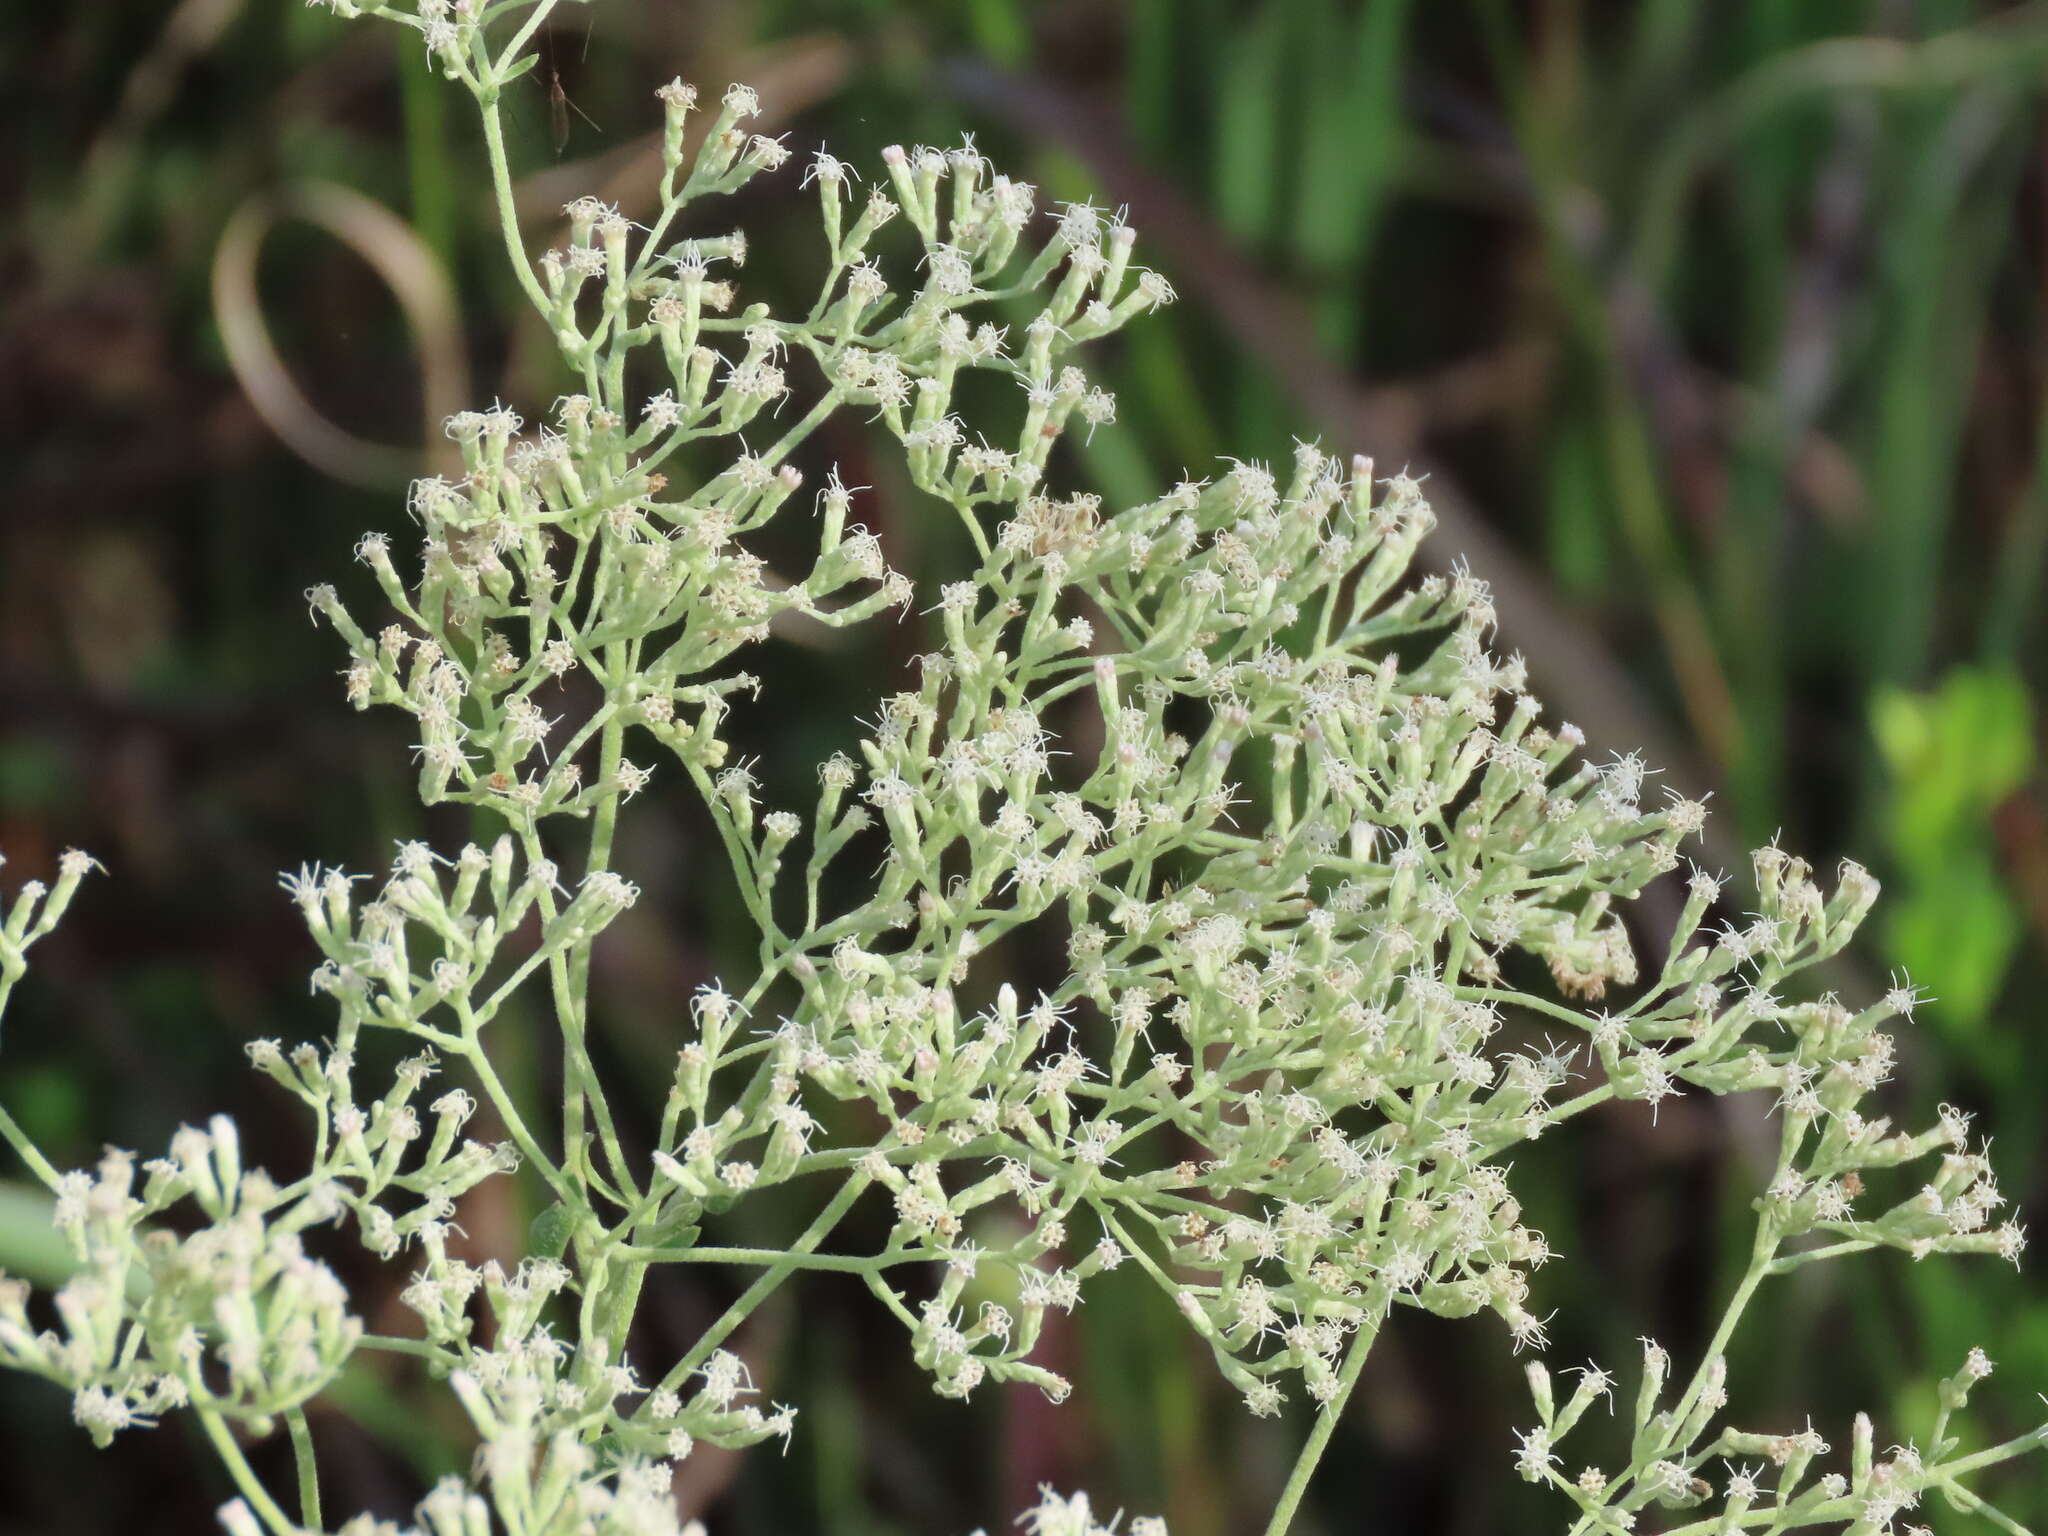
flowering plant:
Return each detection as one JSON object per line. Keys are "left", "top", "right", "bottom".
{"left": 0, "top": 2, "right": 2040, "bottom": 1533}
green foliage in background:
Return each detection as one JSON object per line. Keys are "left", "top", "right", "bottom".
{"left": 1872, "top": 666, "right": 2033, "bottom": 1035}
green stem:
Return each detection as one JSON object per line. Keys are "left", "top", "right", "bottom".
{"left": 616, "top": 1243, "right": 921, "bottom": 1271}
{"left": 1261, "top": 1291, "right": 1389, "bottom": 1536}
{"left": 357, "top": 1333, "right": 457, "bottom": 1365}
{"left": 862, "top": 1269, "right": 924, "bottom": 1331}
{"left": 478, "top": 95, "right": 549, "bottom": 318}
{"left": 1451, "top": 985, "right": 1602, "bottom": 1032}
{"left": 492, "top": 0, "right": 561, "bottom": 75}
{"left": 455, "top": 1001, "right": 583, "bottom": 1216}
{"left": 563, "top": 651, "right": 636, "bottom": 1203}
{"left": 760, "top": 389, "right": 847, "bottom": 470}
{"left": 1567, "top": 1225, "right": 1780, "bottom": 1536}
{"left": 198, "top": 1409, "right": 298, "bottom": 1536}
{"left": 1940, "top": 1423, "right": 2048, "bottom": 1481}
{"left": 511, "top": 826, "right": 632, "bottom": 1204}
{"left": 0, "top": 1102, "right": 63, "bottom": 1193}
{"left": 653, "top": 1172, "right": 870, "bottom": 1397}
{"left": 286, "top": 1410, "right": 322, "bottom": 1532}
{"left": 1766, "top": 1237, "right": 1875, "bottom": 1274}
{"left": 1664, "top": 1226, "right": 1774, "bottom": 1441}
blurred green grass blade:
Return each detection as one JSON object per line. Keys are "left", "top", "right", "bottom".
{"left": 1287, "top": 0, "right": 1349, "bottom": 267}
{"left": 1470, "top": 0, "right": 1529, "bottom": 122}
{"left": 1545, "top": 409, "right": 1611, "bottom": 599}
{"left": 1213, "top": 6, "right": 1285, "bottom": 245}
{"left": 1130, "top": 0, "right": 1179, "bottom": 156}
{"left": 1865, "top": 92, "right": 2018, "bottom": 687}
{"left": 401, "top": 27, "right": 458, "bottom": 276}
{"left": 1705, "top": 74, "right": 1813, "bottom": 837}
{"left": 1124, "top": 321, "right": 1222, "bottom": 477}
{"left": 1632, "top": 20, "right": 2048, "bottom": 293}
{"left": 1982, "top": 416, "right": 2048, "bottom": 661}
{"left": 961, "top": 0, "right": 1028, "bottom": 67}
{"left": 1128, "top": 0, "right": 1178, "bottom": 158}
{"left": 1291, "top": 0, "right": 1413, "bottom": 349}
{"left": 0, "top": 1179, "right": 73, "bottom": 1289}
{"left": 1620, "top": 0, "right": 1703, "bottom": 132}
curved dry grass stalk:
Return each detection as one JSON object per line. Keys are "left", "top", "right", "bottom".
{"left": 213, "top": 179, "right": 470, "bottom": 489}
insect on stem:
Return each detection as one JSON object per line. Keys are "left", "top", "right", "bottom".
{"left": 543, "top": 21, "right": 601, "bottom": 158}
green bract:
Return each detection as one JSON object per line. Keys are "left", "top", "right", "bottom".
{"left": 0, "top": 2, "right": 2039, "bottom": 1533}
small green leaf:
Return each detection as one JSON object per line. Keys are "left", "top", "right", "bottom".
{"left": 530, "top": 1199, "right": 575, "bottom": 1259}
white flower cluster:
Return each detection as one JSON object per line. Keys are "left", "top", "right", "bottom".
{"left": 982, "top": 1489, "right": 1165, "bottom": 1536}
{"left": 1517, "top": 1340, "right": 2035, "bottom": 1533}
{"left": 0, "top": 3, "right": 2037, "bottom": 1534}
{"left": 211, "top": 1482, "right": 1162, "bottom": 1536}
{"left": 1, "top": 863, "right": 522, "bottom": 1453}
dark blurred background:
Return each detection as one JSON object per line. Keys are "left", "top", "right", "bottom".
{"left": 4, "top": 1, "right": 2047, "bottom": 1531}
